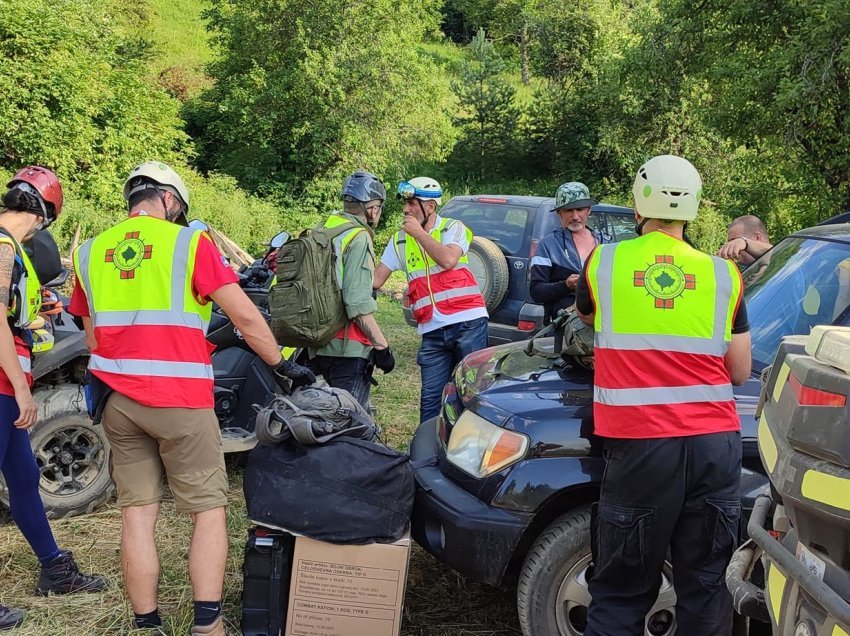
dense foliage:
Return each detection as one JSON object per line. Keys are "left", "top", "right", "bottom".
{"left": 188, "top": 0, "right": 457, "bottom": 209}
{"left": 0, "top": 0, "right": 283, "bottom": 253}
{"left": 2, "top": 0, "right": 848, "bottom": 255}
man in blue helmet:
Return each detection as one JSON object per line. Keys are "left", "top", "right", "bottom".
{"left": 306, "top": 171, "right": 394, "bottom": 408}
{"left": 530, "top": 181, "right": 607, "bottom": 323}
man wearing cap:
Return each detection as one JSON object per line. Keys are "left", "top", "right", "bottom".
{"left": 373, "top": 177, "right": 488, "bottom": 423}
{"left": 530, "top": 182, "right": 606, "bottom": 322}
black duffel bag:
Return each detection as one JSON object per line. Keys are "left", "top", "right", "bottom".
{"left": 244, "top": 437, "right": 414, "bottom": 544}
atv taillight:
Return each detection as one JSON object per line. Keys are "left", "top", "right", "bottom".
{"left": 518, "top": 320, "right": 536, "bottom": 331}
{"left": 789, "top": 373, "right": 847, "bottom": 407}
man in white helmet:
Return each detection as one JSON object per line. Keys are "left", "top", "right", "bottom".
{"left": 575, "top": 155, "right": 752, "bottom": 636}
{"left": 373, "top": 177, "right": 488, "bottom": 422}
{"left": 69, "top": 161, "right": 314, "bottom": 636}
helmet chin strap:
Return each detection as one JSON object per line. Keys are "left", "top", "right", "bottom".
{"left": 417, "top": 200, "right": 433, "bottom": 229}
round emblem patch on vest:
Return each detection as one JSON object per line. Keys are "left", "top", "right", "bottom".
{"left": 105, "top": 232, "right": 153, "bottom": 280}
{"left": 633, "top": 255, "right": 696, "bottom": 309}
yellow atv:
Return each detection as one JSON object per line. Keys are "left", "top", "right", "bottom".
{"left": 727, "top": 326, "right": 850, "bottom": 635}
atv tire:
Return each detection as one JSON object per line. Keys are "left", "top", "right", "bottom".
{"left": 0, "top": 385, "right": 113, "bottom": 519}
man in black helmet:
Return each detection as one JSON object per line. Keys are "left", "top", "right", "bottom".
{"left": 306, "top": 171, "right": 394, "bottom": 407}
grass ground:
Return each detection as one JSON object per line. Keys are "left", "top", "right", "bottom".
{"left": 0, "top": 296, "right": 520, "bottom": 635}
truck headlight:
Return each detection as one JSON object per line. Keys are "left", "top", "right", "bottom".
{"left": 446, "top": 410, "right": 528, "bottom": 478}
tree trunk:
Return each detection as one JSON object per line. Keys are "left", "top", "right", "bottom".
{"left": 520, "top": 23, "right": 530, "bottom": 85}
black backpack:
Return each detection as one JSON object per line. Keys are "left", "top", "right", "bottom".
{"left": 244, "top": 437, "right": 414, "bottom": 544}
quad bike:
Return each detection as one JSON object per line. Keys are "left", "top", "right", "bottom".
{"left": 14, "top": 227, "right": 297, "bottom": 518}
{"left": 726, "top": 326, "right": 850, "bottom": 635}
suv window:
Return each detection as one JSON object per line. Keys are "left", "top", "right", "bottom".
{"left": 609, "top": 214, "right": 637, "bottom": 241}
{"left": 744, "top": 237, "right": 850, "bottom": 368}
{"left": 442, "top": 203, "right": 533, "bottom": 255}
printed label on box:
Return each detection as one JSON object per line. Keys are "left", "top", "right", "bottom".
{"left": 285, "top": 535, "right": 411, "bottom": 636}
{"left": 294, "top": 559, "right": 400, "bottom": 606}
{"left": 288, "top": 600, "right": 396, "bottom": 636}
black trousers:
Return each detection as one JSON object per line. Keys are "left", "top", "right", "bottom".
{"left": 585, "top": 432, "right": 742, "bottom": 636}
{"left": 307, "top": 355, "right": 372, "bottom": 409}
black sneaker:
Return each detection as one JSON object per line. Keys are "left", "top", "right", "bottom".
{"left": 0, "top": 605, "right": 25, "bottom": 630}
{"left": 35, "top": 550, "right": 108, "bottom": 596}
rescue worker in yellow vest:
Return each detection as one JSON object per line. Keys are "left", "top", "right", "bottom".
{"left": 307, "top": 171, "right": 394, "bottom": 408}
{"left": 374, "top": 177, "right": 488, "bottom": 423}
{"left": 575, "top": 155, "right": 752, "bottom": 636}
{"left": 69, "top": 161, "right": 314, "bottom": 636}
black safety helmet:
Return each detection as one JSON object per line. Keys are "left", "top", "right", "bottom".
{"left": 341, "top": 171, "right": 386, "bottom": 203}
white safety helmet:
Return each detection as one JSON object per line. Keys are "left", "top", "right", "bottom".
{"left": 123, "top": 161, "right": 190, "bottom": 212}
{"left": 632, "top": 155, "right": 702, "bottom": 221}
{"left": 406, "top": 176, "right": 442, "bottom": 206}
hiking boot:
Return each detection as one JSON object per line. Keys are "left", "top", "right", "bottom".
{"left": 0, "top": 605, "right": 25, "bottom": 630}
{"left": 190, "top": 615, "right": 224, "bottom": 636}
{"left": 35, "top": 550, "right": 108, "bottom": 596}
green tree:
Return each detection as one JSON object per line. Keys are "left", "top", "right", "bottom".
{"left": 451, "top": 29, "right": 521, "bottom": 180}
{"left": 190, "top": 0, "right": 457, "bottom": 201}
{"left": 0, "top": 0, "right": 188, "bottom": 243}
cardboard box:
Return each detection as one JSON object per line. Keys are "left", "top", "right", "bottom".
{"left": 285, "top": 534, "right": 411, "bottom": 636}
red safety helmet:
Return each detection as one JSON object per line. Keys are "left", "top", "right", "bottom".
{"left": 6, "top": 166, "right": 64, "bottom": 227}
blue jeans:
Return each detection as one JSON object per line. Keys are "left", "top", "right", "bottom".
{"left": 416, "top": 317, "right": 488, "bottom": 423}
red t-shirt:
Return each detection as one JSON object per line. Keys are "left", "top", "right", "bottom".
{"left": 69, "top": 234, "right": 238, "bottom": 317}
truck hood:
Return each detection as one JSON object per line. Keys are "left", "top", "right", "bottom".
{"left": 454, "top": 338, "right": 761, "bottom": 442}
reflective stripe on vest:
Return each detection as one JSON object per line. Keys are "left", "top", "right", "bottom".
{"left": 75, "top": 224, "right": 208, "bottom": 332}
{"left": 322, "top": 214, "right": 373, "bottom": 347}
{"left": 17, "top": 355, "right": 31, "bottom": 374}
{"left": 595, "top": 383, "right": 735, "bottom": 407}
{"left": 586, "top": 232, "right": 742, "bottom": 436}
{"left": 410, "top": 285, "right": 483, "bottom": 311}
{"left": 74, "top": 216, "right": 214, "bottom": 408}
{"left": 0, "top": 236, "right": 41, "bottom": 329}
{"left": 393, "top": 218, "right": 486, "bottom": 324}
{"left": 323, "top": 213, "right": 367, "bottom": 288}
{"left": 88, "top": 354, "right": 214, "bottom": 380}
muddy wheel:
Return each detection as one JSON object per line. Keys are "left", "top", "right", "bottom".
{"left": 517, "top": 506, "right": 677, "bottom": 636}
{"left": 0, "top": 385, "right": 113, "bottom": 519}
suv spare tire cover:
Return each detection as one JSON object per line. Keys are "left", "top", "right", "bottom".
{"left": 467, "top": 236, "right": 509, "bottom": 312}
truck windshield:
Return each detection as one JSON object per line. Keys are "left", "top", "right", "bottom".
{"left": 744, "top": 237, "right": 850, "bottom": 368}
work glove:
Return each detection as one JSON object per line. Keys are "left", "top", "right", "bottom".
{"left": 372, "top": 347, "right": 396, "bottom": 374}
{"left": 272, "top": 359, "right": 316, "bottom": 390}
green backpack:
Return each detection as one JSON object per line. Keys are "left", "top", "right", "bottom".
{"left": 270, "top": 221, "right": 356, "bottom": 348}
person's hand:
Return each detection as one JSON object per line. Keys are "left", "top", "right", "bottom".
{"left": 717, "top": 237, "right": 748, "bottom": 262}
{"left": 565, "top": 274, "right": 580, "bottom": 290}
{"left": 272, "top": 359, "right": 316, "bottom": 390}
{"left": 402, "top": 215, "right": 426, "bottom": 240}
{"left": 14, "top": 386, "right": 37, "bottom": 429}
{"left": 372, "top": 347, "right": 396, "bottom": 374}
